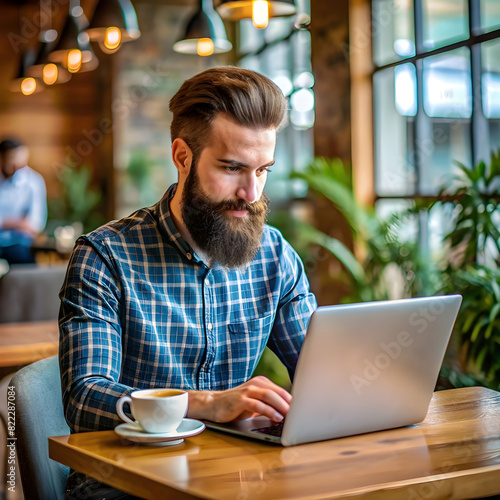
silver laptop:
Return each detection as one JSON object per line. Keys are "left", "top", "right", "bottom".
{"left": 205, "top": 294, "right": 462, "bottom": 446}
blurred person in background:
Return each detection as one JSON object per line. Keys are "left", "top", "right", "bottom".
{"left": 0, "top": 138, "right": 47, "bottom": 264}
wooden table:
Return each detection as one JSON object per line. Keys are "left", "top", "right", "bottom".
{"left": 49, "top": 386, "right": 500, "bottom": 500}
{"left": 0, "top": 320, "right": 59, "bottom": 367}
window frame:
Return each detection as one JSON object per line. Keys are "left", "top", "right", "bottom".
{"left": 350, "top": 0, "right": 500, "bottom": 206}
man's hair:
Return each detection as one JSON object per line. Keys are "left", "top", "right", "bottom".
{"left": 0, "top": 138, "right": 24, "bottom": 154}
{"left": 169, "top": 66, "right": 288, "bottom": 158}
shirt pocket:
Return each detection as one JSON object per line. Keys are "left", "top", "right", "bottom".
{"left": 224, "top": 313, "right": 275, "bottom": 384}
{"left": 228, "top": 313, "right": 275, "bottom": 336}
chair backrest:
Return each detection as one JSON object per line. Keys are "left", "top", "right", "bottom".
{"left": 10, "top": 356, "right": 70, "bottom": 500}
{"left": 0, "top": 264, "right": 67, "bottom": 323}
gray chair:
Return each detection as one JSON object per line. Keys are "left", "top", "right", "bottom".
{"left": 10, "top": 356, "right": 69, "bottom": 500}
{"left": 0, "top": 263, "right": 67, "bottom": 323}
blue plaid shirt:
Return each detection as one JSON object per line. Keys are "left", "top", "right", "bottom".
{"left": 59, "top": 184, "right": 317, "bottom": 432}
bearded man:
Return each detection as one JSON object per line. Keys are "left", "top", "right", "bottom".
{"left": 59, "top": 66, "right": 317, "bottom": 498}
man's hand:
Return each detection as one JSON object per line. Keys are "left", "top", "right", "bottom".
{"left": 186, "top": 376, "right": 291, "bottom": 423}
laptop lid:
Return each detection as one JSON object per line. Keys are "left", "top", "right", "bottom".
{"left": 205, "top": 295, "right": 462, "bottom": 446}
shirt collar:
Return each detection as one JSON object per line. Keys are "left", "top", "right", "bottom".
{"left": 158, "top": 183, "right": 202, "bottom": 264}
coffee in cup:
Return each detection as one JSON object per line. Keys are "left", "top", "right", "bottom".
{"left": 116, "top": 388, "right": 188, "bottom": 433}
{"left": 148, "top": 389, "right": 181, "bottom": 398}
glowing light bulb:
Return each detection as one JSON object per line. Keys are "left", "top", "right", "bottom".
{"left": 43, "top": 63, "right": 58, "bottom": 85}
{"left": 21, "top": 77, "right": 37, "bottom": 95}
{"left": 104, "top": 27, "right": 122, "bottom": 51}
{"left": 252, "top": 0, "right": 269, "bottom": 29}
{"left": 197, "top": 38, "right": 214, "bottom": 56}
{"left": 67, "top": 49, "right": 82, "bottom": 73}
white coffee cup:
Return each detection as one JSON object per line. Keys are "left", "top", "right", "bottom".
{"left": 116, "top": 389, "right": 188, "bottom": 434}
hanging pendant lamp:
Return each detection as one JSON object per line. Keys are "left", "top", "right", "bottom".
{"left": 216, "top": 0, "right": 296, "bottom": 29}
{"left": 27, "top": 42, "right": 72, "bottom": 85}
{"left": 10, "top": 49, "right": 44, "bottom": 95}
{"left": 48, "top": 13, "right": 97, "bottom": 73}
{"left": 85, "top": 0, "right": 141, "bottom": 54}
{"left": 174, "top": 0, "right": 232, "bottom": 56}
{"left": 10, "top": 4, "right": 43, "bottom": 94}
{"left": 27, "top": 0, "right": 74, "bottom": 83}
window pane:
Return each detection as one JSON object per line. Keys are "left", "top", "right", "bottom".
{"left": 395, "top": 63, "right": 417, "bottom": 116}
{"left": 482, "top": 39, "right": 500, "bottom": 119}
{"left": 428, "top": 202, "right": 455, "bottom": 257}
{"left": 423, "top": 48, "right": 472, "bottom": 118}
{"left": 419, "top": 121, "right": 472, "bottom": 195}
{"left": 422, "top": 0, "right": 469, "bottom": 51}
{"left": 481, "top": 0, "right": 500, "bottom": 33}
{"left": 372, "top": 0, "right": 415, "bottom": 66}
{"left": 374, "top": 67, "right": 416, "bottom": 196}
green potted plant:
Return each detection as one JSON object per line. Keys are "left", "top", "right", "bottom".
{"left": 437, "top": 150, "right": 500, "bottom": 390}
{"left": 48, "top": 164, "right": 104, "bottom": 234}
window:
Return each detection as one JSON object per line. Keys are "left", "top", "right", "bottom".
{"left": 365, "top": 0, "right": 500, "bottom": 257}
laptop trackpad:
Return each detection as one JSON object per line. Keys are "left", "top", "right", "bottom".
{"left": 205, "top": 416, "right": 284, "bottom": 443}
{"left": 207, "top": 416, "right": 274, "bottom": 433}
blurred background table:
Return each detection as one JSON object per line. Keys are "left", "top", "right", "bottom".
{"left": 0, "top": 320, "right": 59, "bottom": 371}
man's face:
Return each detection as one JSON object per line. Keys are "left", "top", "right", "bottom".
{"left": 0, "top": 146, "right": 29, "bottom": 179}
{"left": 181, "top": 114, "right": 276, "bottom": 269}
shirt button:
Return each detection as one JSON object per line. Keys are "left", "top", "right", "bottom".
{"left": 186, "top": 253, "right": 192, "bottom": 260}
{"left": 207, "top": 323, "right": 213, "bottom": 331}
{"left": 205, "top": 279, "right": 210, "bottom": 286}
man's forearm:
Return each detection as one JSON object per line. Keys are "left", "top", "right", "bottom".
{"left": 186, "top": 390, "right": 217, "bottom": 421}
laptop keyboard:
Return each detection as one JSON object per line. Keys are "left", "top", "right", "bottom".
{"left": 252, "top": 420, "right": 285, "bottom": 437}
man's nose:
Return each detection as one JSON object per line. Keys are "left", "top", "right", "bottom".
{"left": 236, "top": 174, "right": 260, "bottom": 204}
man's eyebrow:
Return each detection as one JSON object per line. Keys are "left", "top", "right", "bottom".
{"left": 217, "top": 158, "right": 275, "bottom": 169}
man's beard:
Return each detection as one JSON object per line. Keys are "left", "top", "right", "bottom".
{"left": 181, "top": 164, "right": 269, "bottom": 269}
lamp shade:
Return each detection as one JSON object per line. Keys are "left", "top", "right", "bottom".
{"left": 174, "top": 0, "right": 232, "bottom": 55}
{"left": 48, "top": 13, "right": 95, "bottom": 72}
{"left": 10, "top": 49, "right": 44, "bottom": 95}
{"left": 215, "top": 0, "right": 296, "bottom": 21}
{"left": 26, "top": 42, "right": 72, "bottom": 84}
{"left": 85, "top": 0, "right": 141, "bottom": 45}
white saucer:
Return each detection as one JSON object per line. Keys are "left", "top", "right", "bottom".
{"left": 115, "top": 418, "right": 205, "bottom": 445}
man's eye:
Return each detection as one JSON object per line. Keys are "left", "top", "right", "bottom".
{"left": 225, "top": 166, "right": 241, "bottom": 173}
{"left": 257, "top": 167, "right": 271, "bottom": 176}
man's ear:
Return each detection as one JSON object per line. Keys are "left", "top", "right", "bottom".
{"left": 171, "top": 138, "right": 193, "bottom": 178}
